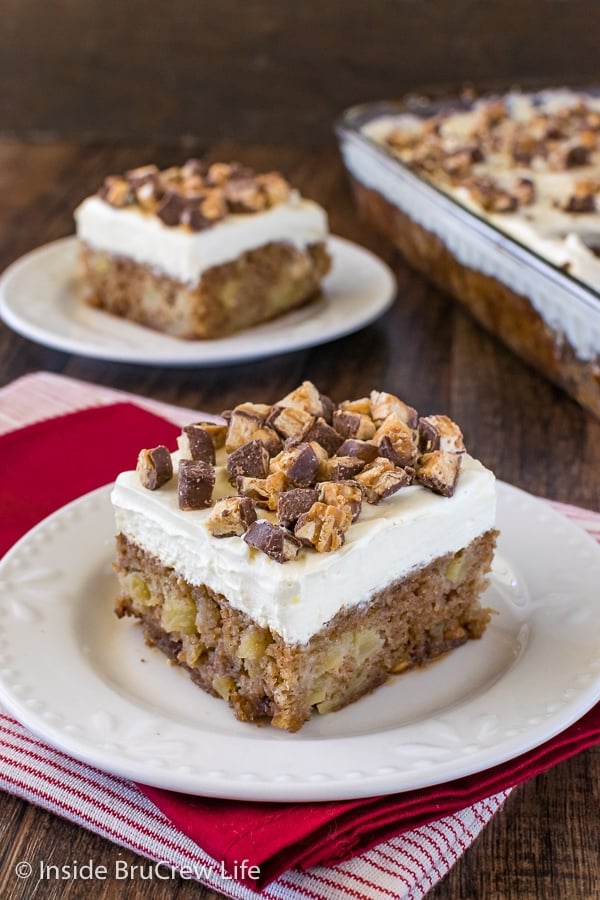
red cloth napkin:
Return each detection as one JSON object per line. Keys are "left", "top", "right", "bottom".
{"left": 2, "top": 401, "right": 600, "bottom": 891}
{"left": 0, "top": 402, "right": 180, "bottom": 554}
{"left": 142, "top": 701, "right": 600, "bottom": 887}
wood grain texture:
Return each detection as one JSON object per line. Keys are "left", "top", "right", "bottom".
{"left": 0, "top": 138, "right": 599, "bottom": 899}
{"left": 1, "top": 0, "right": 599, "bottom": 144}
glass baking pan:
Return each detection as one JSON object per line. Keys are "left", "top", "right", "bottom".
{"left": 335, "top": 90, "right": 600, "bottom": 419}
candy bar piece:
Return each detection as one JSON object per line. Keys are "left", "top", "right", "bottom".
{"left": 200, "top": 189, "right": 228, "bottom": 221}
{"left": 207, "top": 496, "right": 257, "bottom": 537}
{"left": 157, "top": 190, "right": 188, "bottom": 226}
{"left": 177, "top": 424, "right": 216, "bottom": 464}
{"left": 377, "top": 434, "right": 414, "bottom": 468}
{"left": 558, "top": 143, "right": 590, "bottom": 169}
{"left": 237, "top": 472, "right": 287, "bottom": 510}
{"left": 321, "top": 455, "right": 365, "bottom": 482}
{"left": 135, "top": 179, "right": 161, "bottom": 212}
{"left": 277, "top": 488, "right": 319, "bottom": 527}
{"left": 318, "top": 480, "right": 363, "bottom": 521}
{"left": 178, "top": 459, "right": 215, "bottom": 510}
{"left": 243, "top": 520, "right": 302, "bottom": 563}
{"left": 417, "top": 451, "right": 462, "bottom": 497}
{"left": 250, "top": 426, "right": 283, "bottom": 455}
{"left": 206, "top": 161, "right": 236, "bottom": 185}
{"left": 225, "top": 402, "right": 272, "bottom": 452}
{"left": 136, "top": 446, "right": 173, "bottom": 490}
{"left": 257, "top": 171, "right": 292, "bottom": 206}
{"left": 126, "top": 165, "right": 162, "bottom": 211}
{"left": 224, "top": 176, "right": 266, "bottom": 213}
{"left": 304, "top": 417, "right": 343, "bottom": 455}
{"left": 355, "top": 458, "right": 413, "bottom": 503}
{"left": 199, "top": 422, "right": 227, "bottom": 450}
{"left": 99, "top": 176, "right": 133, "bottom": 207}
{"left": 158, "top": 165, "right": 182, "bottom": 185}
{"left": 317, "top": 392, "right": 336, "bottom": 424}
{"left": 332, "top": 409, "right": 376, "bottom": 441}
{"left": 226, "top": 440, "right": 271, "bottom": 481}
{"left": 267, "top": 405, "right": 315, "bottom": 441}
{"left": 370, "top": 390, "right": 418, "bottom": 428}
{"left": 339, "top": 397, "right": 372, "bottom": 416}
{"left": 514, "top": 176, "right": 536, "bottom": 206}
{"left": 564, "top": 178, "right": 597, "bottom": 213}
{"left": 277, "top": 381, "right": 334, "bottom": 420}
{"left": 180, "top": 158, "right": 208, "bottom": 178}
{"left": 418, "top": 415, "right": 465, "bottom": 454}
{"left": 565, "top": 191, "right": 596, "bottom": 213}
{"left": 270, "top": 442, "right": 318, "bottom": 487}
{"left": 126, "top": 164, "right": 160, "bottom": 188}
{"left": 308, "top": 439, "right": 330, "bottom": 469}
{"left": 373, "top": 415, "right": 419, "bottom": 467}
{"left": 294, "top": 502, "right": 352, "bottom": 553}
{"left": 181, "top": 204, "right": 211, "bottom": 232}
{"left": 336, "top": 438, "right": 379, "bottom": 463}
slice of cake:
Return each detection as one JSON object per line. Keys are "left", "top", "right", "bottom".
{"left": 75, "top": 160, "right": 331, "bottom": 339}
{"left": 112, "top": 382, "right": 497, "bottom": 732}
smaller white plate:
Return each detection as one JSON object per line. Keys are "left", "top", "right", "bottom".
{"left": 0, "top": 236, "right": 396, "bottom": 366}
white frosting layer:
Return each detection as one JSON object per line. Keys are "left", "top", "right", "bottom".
{"left": 111, "top": 453, "right": 496, "bottom": 645}
{"left": 75, "top": 194, "right": 328, "bottom": 284}
{"left": 350, "top": 90, "right": 600, "bottom": 360}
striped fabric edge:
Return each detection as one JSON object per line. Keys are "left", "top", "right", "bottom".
{"left": 265, "top": 792, "right": 509, "bottom": 900}
{"left": 0, "top": 713, "right": 255, "bottom": 900}
{"left": 0, "top": 371, "right": 205, "bottom": 435}
{"left": 0, "top": 713, "right": 508, "bottom": 900}
{"left": 0, "top": 370, "right": 596, "bottom": 899}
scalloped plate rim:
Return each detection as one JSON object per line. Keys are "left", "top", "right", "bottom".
{"left": 0, "top": 235, "right": 396, "bottom": 366}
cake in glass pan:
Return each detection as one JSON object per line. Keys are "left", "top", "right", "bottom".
{"left": 365, "top": 88, "right": 600, "bottom": 286}
{"left": 112, "top": 381, "right": 497, "bottom": 732}
{"left": 75, "top": 160, "right": 331, "bottom": 339}
{"left": 337, "top": 87, "right": 600, "bottom": 419}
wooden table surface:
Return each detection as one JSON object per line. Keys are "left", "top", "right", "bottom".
{"left": 0, "top": 137, "right": 599, "bottom": 900}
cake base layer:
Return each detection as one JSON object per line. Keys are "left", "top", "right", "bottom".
{"left": 114, "top": 529, "right": 497, "bottom": 732}
{"left": 80, "top": 240, "right": 331, "bottom": 339}
{"left": 350, "top": 178, "right": 600, "bottom": 421}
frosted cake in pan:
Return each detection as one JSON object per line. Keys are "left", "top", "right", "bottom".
{"left": 338, "top": 87, "right": 600, "bottom": 419}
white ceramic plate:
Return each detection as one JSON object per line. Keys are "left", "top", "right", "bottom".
{"left": 0, "top": 235, "right": 396, "bottom": 366}
{"left": 1, "top": 481, "right": 599, "bottom": 802}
